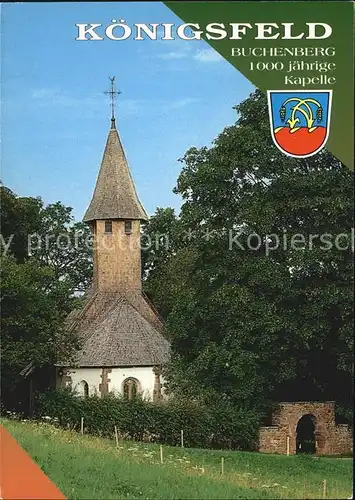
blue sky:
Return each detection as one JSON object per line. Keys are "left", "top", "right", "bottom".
{"left": 1, "top": 2, "right": 253, "bottom": 221}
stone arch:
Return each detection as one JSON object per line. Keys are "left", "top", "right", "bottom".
{"left": 122, "top": 377, "right": 141, "bottom": 400}
{"left": 259, "top": 402, "right": 351, "bottom": 456}
{"left": 296, "top": 414, "right": 317, "bottom": 454}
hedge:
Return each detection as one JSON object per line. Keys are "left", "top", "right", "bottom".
{"left": 34, "top": 389, "right": 260, "bottom": 450}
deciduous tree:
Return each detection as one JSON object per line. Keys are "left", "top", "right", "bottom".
{"left": 145, "top": 90, "right": 353, "bottom": 419}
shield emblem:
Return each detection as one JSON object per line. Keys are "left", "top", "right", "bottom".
{"left": 267, "top": 90, "right": 332, "bottom": 158}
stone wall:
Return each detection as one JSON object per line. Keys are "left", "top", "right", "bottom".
{"left": 330, "top": 424, "right": 353, "bottom": 455}
{"left": 259, "top": 426, "right": 288, "bottom": 454}
{"left": 259, "top": 401, "right": 352, "bottom": 456}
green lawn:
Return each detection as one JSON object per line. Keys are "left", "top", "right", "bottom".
{"left": 2, "top": 419, "right": 352, "bottom": 499}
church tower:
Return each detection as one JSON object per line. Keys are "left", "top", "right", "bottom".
{"left": 83, "top": 113, "right": 148, "bottom": 293}
{"left": 83, "top": 77, "right": 147, "bottom": 293}
{"left": 57, "top": 78, "right": 170, "bottom": 400}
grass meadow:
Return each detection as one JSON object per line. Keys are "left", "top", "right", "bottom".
{"left": 2, "top": 418, "right": 353, "bottom": 499}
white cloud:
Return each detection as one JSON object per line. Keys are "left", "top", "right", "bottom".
{"left": 31, "top": 88, "right": 59, "bottom": 100}
{"left": 157, "top": 51, "right": 188, "bottom": 60}
{"left": 153, "top": 45, "right": 223, "bottom": 66}
{"left": 30, "top": 89, "right": 200, "bottom": 123}
{"left": 117, "top": 99, "right": 141, "bottom": 116}
{"left": 31, "top": 88, "right": 101, "bottom": 108}
{"left": 193, "top": 48, "right": 223, "bottom": 63}
{"left": 161, "top": 97, "right": 199, "bottom": 111}
{"left": 29, "top": 88, "right": 140, "bottom": 118}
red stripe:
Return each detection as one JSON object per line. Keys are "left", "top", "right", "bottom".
{"left": 0, "top": 425, "right": 66, "bottom": 499}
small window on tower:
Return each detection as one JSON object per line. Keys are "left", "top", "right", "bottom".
{"left": 105, "top": 221, "right": 113, "bottom": 234}
{"left": 124, "top": 220, "right": 132, "bottom": 235}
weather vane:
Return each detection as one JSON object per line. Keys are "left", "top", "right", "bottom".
{"left": 104, "top": 76, "right": 121, "bottom": 121}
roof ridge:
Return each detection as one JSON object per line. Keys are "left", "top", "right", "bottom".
{"left": 141, "top": 291, "right": 165, "bottom": 329}
{"left": 127, "top": 299, "right": 158, "bottom": 364}
{"left": 68, "top": 292, "right": 98, "bottom": 334}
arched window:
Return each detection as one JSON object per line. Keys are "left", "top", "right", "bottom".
{"left": 122, "top": 378, "right": 140, "bottom": 400}
{"left": 79, "top": 380, "right": 89, "bottom": 398}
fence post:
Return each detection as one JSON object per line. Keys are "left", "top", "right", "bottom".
{"left": 181, "top": 430, "right": 184, "bottom": 448}
{"left": 286, "top": 436, "right": 290, "bottom": 456}
{"left": 160, "top": 444, "right": 164, "bottom": 464}
{"left": 80, "top": 417, "right": 84, "bottom": 435}
{"left": 114, "top": 425, "right": 119, "bottom": 447}
{"left": 221, "top": 457, "right": 225, "bottom": 475}
{"left": 322, "top": 479, "right": 327, "bottom": 499}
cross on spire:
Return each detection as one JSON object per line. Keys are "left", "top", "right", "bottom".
{"left": 104, "top": 76, "right": 121, "bottom": 127}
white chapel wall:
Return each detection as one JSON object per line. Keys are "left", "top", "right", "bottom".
{"left": 60, "top": 366, "right": 165, "bottom": 400}
{"left": 109, "top": 366, "right": 156, "bottom": 399}
{"left": 65, "top": 368, "right": 102, "bottom": 396}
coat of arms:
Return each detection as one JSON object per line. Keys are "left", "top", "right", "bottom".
{"left": 267, "top": 90, "right": 332, "bottom": 158}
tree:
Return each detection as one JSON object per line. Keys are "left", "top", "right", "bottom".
{"left": 0, "top": 186, "right": 92, "bottom": 411}
{"left": 0, "top": 255, "right": 81, "bottom": 410}
{"left": 141, "top": 207, "right": 179, "bottom": 280}
{"left": 28, "top": 201, "right": 93, "bottom": 293}
{"left": 0, "top": 185, "right": 43, "bottom": 263}
{"left": 1, "top": 255, "right": 80, "bottom": 374}
{"left": 149, "top": 90, "right": 353, "bottom": 418}
{"left": 141, "top": 207, "right": 184, "bottom": 319}
{"left": 1, "top": 186, "right": 92, "bottom": 293}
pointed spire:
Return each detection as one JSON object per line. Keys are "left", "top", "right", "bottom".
{"left": 83, "top": 80, "right": 148, "bottom": 223}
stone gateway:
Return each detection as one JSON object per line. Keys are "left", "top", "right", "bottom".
{"left": 259, "top": 402, "right": 352, "bottom": 456}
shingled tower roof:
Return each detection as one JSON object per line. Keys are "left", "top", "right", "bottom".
{"left": 83, "top": 118, "right": 148, "bottom": 222}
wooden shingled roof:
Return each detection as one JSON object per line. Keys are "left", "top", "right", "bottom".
{"left": 61, "top": 292, "right": 170, "bottom": 367}
{"left": 83, "top": 119, "right": 148, "bottom": 222}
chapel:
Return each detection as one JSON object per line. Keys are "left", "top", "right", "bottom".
{"left": 56, "top": 79, "right": 170, "bottom": 400}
